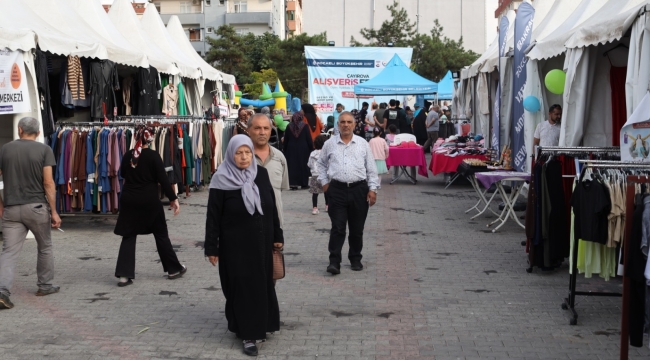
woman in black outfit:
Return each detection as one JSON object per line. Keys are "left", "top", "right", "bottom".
{"left": 283, "top": 112, "right": 314, "bottom": 189}
{"left": 205, "top": 135, "right": 284, "bottom": 356}
{"left": 413, "top": 102, "right": 430, "bottom": 146}
{"left": 114, "top": 127, "right": 187, "bottom": 287}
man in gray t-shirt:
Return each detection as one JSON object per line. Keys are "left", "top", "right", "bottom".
{"left": 423, "top": 105, "right": 441, "bottom": 151}
{"left": 0, "top": 117, "right": 61, "bottom": 310}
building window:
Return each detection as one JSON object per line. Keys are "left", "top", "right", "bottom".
{"left": 287, "top": 10, "right": 295, "bottom": 20}
{"left": 206, "top": 0, "right": 211, "bottom": 5}
{"left": 154, "top": 2, "right": 161, "bottom": 13}
{"left": 219, "top": 0, "right": 225, "bottom": 5}
{"left": 234, "top": 1, "right": 247, "bottom": 13}
{"left": 180, "top": 1, "right": 191, "bottom": 13}
{"left": 189, "top": 29, "right": 202, "bottom": 41}
{"left": 235, "top": 28, "right": 250, "bottom": 35}
{"left": 206, "top": 26, "right": 214, "bottom": 34}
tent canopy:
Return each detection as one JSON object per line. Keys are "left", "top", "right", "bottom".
{"left": 0, "top": 28, "right": 36, "bottom": 52}
{"left": 140, "top": 5, "right": 201, "bottom": 79}
{"left": 353, "top": 54, "right": 437, "bottom": 95}
{"left": 166, "top": 16, "right": 235, "bottom": 84}
{"left": 422, "top": 71, "right": 454, "bottom": 100}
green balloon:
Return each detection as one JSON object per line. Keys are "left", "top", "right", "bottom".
{"left": 545, "top": 69, "right": 566, "bottom": 95}
{"left": 274, "top": 115, "right": 288, "bottom": 131}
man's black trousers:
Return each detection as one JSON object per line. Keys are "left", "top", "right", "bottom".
{"left": 326, "top": 181, "right": 369, "bottom": 264}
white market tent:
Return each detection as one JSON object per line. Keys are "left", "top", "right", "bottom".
{"left": 140, "top": 5, "right": 202, "bottom": 79}
{"left": 0, "top": 0, "right": 235, "bottom": 142}
{"left": 108, "top": 0, "right": 179, "bottom": 76}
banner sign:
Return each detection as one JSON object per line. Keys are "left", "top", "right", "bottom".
{"left": 494, "top": 15, "right": 510, "bottom": 154}
{"left": 0, "top": 49, "right": 30, "bottom": 114}
{"left": 620, "top": 92, "right": 650, "bottom": 162}
{"left": 305, "top": 46, "right": 413, "bottom": 118}
{"left": 512, "top": 2, "right": 534, "bottom": 172}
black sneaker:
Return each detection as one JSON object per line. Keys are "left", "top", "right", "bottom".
{"left": 350, "top": 261, "right": 364, "bottom": 271}
{"left": 243, "top": 340, "right": 258, "bottom": 356}
{"left": 35, "top": 285, "right": 60, "bottom": 297}
{"left": 168, "top": 265, "right": 187, "bottom": 280}
{"left": 0, "top": 293, "right": 14, "bottom": 309}
{"left": 326, "top": 263, "right": 340, "bottom": 275}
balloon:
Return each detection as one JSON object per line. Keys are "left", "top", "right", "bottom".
{"left": 545, "top": 69, "right": 566, "bottom": 95}
{"left": 274, "top": 115, "right": 288, "bottom": 131}
{"left": 523, "top": 96, "right": 540, "bottom": 112}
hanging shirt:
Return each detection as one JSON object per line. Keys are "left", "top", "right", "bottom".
{"left": 571, "top": 179, "right": 611, "bottom": 244}
{"left": 162, "top": 84, "right": 178, "bottom": 115}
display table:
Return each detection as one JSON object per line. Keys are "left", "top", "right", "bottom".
{"left": 429, "top": 153, "right": 489, "bottom": 176}
{"left": 456, "top": 163, "right": 500, "bottom": 219}
{"left": 475, "top": 171, "right": 531, "bottom": 232}
{"left": 385, "top": 146, "right": 429, "bottom": 184}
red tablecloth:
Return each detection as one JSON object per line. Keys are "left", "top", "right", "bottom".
{"left": 429, "top": 153, "right": 489, "bottom": 176}
{"left": 386, "top": 146, "right": 429, "bottom": 178}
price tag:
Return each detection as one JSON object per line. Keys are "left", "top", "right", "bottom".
{"left": 87, "top": 174, "right": 95, "bottom": 183}
{"left": 74, "top": 177, "right": 78, "bottom": 181}
{"left": 74, "top": 189, "right": 78, "bottom": 193}
{"left": 98, "top": 186, "right": 103, "bottom": 192}
{"left": 90, "top": 189, "right": 93, "bottom": 195}
{"left": 113, "top": 107, "right": 117, "bottom": 116}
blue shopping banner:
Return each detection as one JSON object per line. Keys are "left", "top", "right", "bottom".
{"left": 494, "top": 15, "right": 510, "bottom": 154}
{"left": 512, "top": 2, "right": 535, "bottom": 172}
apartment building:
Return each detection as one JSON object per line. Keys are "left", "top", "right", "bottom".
{"left": 151, "top": 0, "right": 299, "bottom": 56}
{"left": 302, "top": 0, "right": 498, "bottom": 54}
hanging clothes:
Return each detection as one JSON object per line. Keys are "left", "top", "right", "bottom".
{"left": 162, "top": 84, "right": 178, "bottom": 115}
{"left": 67, "top": 55, "right": 85, "bottom": 100}
{"left": 610, "top": 66, "right": 627, "bottom": 146}
{"left": 135, "top": 67, "right": 161, "bottom": 116}
{"left": 177, "top": 81, "right": 188, "bottom": 116}
{"left": 88, "top": 60, "right": 120, "bottom": 119}
{"left": 122, "top": 77, "right": 133, "bottom": 115}
{"left": 34, "top": 49, "right": 55, "bottom": 137}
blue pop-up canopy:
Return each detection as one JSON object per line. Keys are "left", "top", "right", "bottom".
{"left": 422, "top": 70, "right": 454, "bottom": 101}
{"left": 353, "top": 54, "right": 438, "bottom": 95}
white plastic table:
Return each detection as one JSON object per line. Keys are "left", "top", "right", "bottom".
{"left": 475, "top": 171, "right": 531, "bottom": 232}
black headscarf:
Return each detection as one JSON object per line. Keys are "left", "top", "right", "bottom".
{"left": 301, "top": 103, "right": 318, "bottom": 131}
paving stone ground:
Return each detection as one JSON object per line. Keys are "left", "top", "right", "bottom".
{"left": 1, "top": 160, "right": 649, "bottom": 360}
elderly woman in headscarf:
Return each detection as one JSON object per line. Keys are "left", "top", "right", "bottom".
{"left": 205, "top": 135, "right": 283, "bottom": 356}
{"left": 113, "top": 127, "right": 186, "bottom": 287}
{"left": 300, "top": 103, "right": 324, "bottom": 141}
{"left": 233, "top": 107, "right": 251, "bottom": 136}
{"left": 283, "top": 112, "right": 314, "bottom": 189}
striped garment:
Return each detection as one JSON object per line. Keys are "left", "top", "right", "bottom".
{"left": 67, "top": 55, "right": 85, "bottom": 100}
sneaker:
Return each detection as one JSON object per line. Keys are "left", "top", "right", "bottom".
{"left": 350, "top": 261, "right": 364, "bottom": 271}
{"left": 0, "top": 293, "right": 14, "bottom": 309}
{"left": 168, "top": 265, "right": 187, "bottom": 280}
{"left": 326, "top": 262, "right": 341, "bottom": 275}
{"left": 312, "top": 207, "right": 319, "bottom": 215}
{"left": 35, "top": 285, "right": 60, "bottom": 297}
{"left": 243, "top": 340, "right": 258, "bottom": 356}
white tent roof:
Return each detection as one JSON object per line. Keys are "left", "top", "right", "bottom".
{"left": 0, "top": 0, "right": 104, "bottom": 58}
{"left": 467, "top": 35, "right": 497, "bottom": 78}
{"left": 140, "top": 5, "right": 201, "bottom": 79}
{"left": 527, "top": 0, "right": 582, "bottom": 47}
{"left": 0, "top": 28, "right": 36, "bottom": 52}
{"left": 166, "top": 16, "right": 236, "bottom": 84}
{"left": 527, "top": 0, "right": 609, "bottom": 60}
{"left": 108, "top": 0, "right": 179, "bottom": 75}
{"left": 69, "top": 0, "right": 148, "bottom": 68}
{"left": 21, "top": 0, "right": 147, "bottom": 67}
{"left": 565, "top": 0, "right": 648, "bottom": 49}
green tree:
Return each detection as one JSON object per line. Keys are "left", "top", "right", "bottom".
{"left": 350, "top": 1, "right": 416, "bottom": 47}
{"left": 205, "top": 25, "right": 253, "bottom": 85}
{"left": 246, "top": 32, "right": 281, "bottom": 72}
{"left": 243, "top": 69, "right": 278, "bottom": 99}
{"left": 351, "top": 2, "right": 479, "bottom": 81}
{"left": 264, "top": 32, "right": 328, "bottom": 100}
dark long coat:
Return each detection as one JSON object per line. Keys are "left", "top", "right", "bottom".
{"left": 283, "top": 125, "right": 314, "bottom": 187}
{"left": 114, "top": 148, "right": 177, "bottom": 237}
{"left": 412, "top": 110, "right": 428, "bottom": 146}
{"left": 205, "top": 166, "right": 284, "bottom": 340}
{"left": 88, "top": 60, "right": 119, "bottom": 119}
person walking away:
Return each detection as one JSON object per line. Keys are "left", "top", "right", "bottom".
{"left": 0, "top": 117, "right": 61, "bottom": 309}
{"left": 113, "top": 127, "right": 186, "bottom": 287}
{"left": 422, "top": 105, "right": 441, "bottom": 153}
{"left": 284, "top": 112, "right": 314, "bottom": 189}
{"left": 301, "top": 103, "right": 324, "bottom": 141}
{"left": 412, "top": 101, "right": 430, "bottom": 145}
{"left": 205, "top": 135, "right": 283, "bottom": 356}
{"left": 247, "top": 114, "right": 290, "bottom": 227}
{"left": 403, "top": 106, "right": 414, "bottom": 134}
{"left": 533, "top": 104, "right": 562, "bottom": 152}
{"left": 318, "top": 112, "right": 379, "bottom": 275}
{"left": 373, "top": 103, "right": 387, "bottom": 138}
{"left": 365, "top": 103, "right": 378, "bottom": 140}
{"left": 368, "top": 127, "right": 389, "bottom": 188}
{"left": 308, "top": 135, "right": 329, "bottom": 214}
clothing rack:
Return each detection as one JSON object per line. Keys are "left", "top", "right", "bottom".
{"left": 536, "top": 146, "right": 620, "bottom": 157}
{"left": 561, "top": 161, "right": 650, "bottom": 349}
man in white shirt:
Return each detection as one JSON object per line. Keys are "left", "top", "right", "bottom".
{"left": 533, "top": 104, "right": 562, "bottom": 149}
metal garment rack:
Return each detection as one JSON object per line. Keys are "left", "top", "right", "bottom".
{"left": 562, "top": 160, "right": 650, "bottom": 334}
